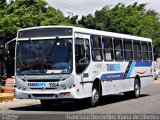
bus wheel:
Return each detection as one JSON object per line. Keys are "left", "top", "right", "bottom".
{"left": 124, "top": 79, "right": 140, "bottom": 98}
{"left": 40, "top": 100, "right": 53, "bottom": 109}
{"left": 90, "top": 85, "right": 100, "bottom": 107}
{"left": 133, "top": 79, "right": 140, "bottom": 98}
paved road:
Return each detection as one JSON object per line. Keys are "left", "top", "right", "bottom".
{"left": 0, "top": 79, "right": 160, "bottom": 120}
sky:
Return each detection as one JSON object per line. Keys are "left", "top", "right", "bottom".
{"left": 46, "top": 0, "right": 160, "bottom": 17}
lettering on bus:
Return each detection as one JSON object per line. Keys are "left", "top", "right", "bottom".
{"left": 107, "top": 64, "right": 120, "bottom": 71}
{"left": 95, "top": 64, "right": 102, "bottom": 68}
{"left": 28, "top": 82, "right": 46, "bottom": 87}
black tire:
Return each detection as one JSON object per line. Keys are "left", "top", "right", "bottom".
{"left": 40, "top": 100, "right": 53, "bottom": 109}
{"left": 133, "top": 79, "right": 140, "bottom": 98}
{"left": 90, "top": 85, "right": 100, "bottom": 107}
{"left": 124, "top": 79, "right": 140, "bottom": 98}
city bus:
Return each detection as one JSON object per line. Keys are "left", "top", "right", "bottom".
{"left": 14, "top": 26, "right": 153, "bottom": 107}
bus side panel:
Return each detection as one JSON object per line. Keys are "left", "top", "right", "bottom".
{"left": 140, "top": 76, "right": 153, "bottom": 88}
{"left": 80, "top": 63, "right": 96, "bottom": 98}
{"left": 74, "top": 73, "right": 93, "bottom": 99}
{"left": 74, "top": 75, "right": 85, "bottom": 99}
{"left": 129, "top": 62, "right": 153, "bottom": 88}
{"left": 101, "top": 78, "right": 135, "bottom": 96}
{"left": 82, "top": 62, "right": 135, "bottom": 97}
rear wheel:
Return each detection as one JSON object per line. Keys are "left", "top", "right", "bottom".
{"left": 124, "top": 79, "right": 140, "bottom": 98}
{"left": 133, "top": 79, "right": 140, "bottom": 98}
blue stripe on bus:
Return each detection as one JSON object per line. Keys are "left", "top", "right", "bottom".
{"left": 126, "top": 61, "right": 152, "bottom": 78}
{"left": 100, "top": 61, "right": 152, "bottom": 80}
{"left": 135, "top": 62, "right": 152, "bottom": 67}
{"left": 126, "top": 61, "right": 136, "bottom": 78}
{"left": 101, "top": 73, "right": 125, "bottom": 81}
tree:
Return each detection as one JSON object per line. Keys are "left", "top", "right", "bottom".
{"left": 79, "top": 2, "right": 160, "bottom": 53}
{"left": 78, "top": 14, "right": 96, "bottom": 29}
{"left": 0, "top": 0, "right": 7, "bottom": 9}
{"left": 0, "top": 0, "right": 70, "bottom": 41}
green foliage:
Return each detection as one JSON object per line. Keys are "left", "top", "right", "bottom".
{"left": 0, "top": 0, "right": 70, "bottom": 40}
{"left": 78, "top": 2, "right": 160, "bottom": 53}
{"left": 1, "top": 1, "right": 160, "bottom": 53}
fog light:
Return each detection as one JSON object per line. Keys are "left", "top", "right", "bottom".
{"left": 68, "top": 85, "right": 72, "bottom": 89}
{"left": 22, "top": 87, "right": 26, "bottom": 91}
{"left": 18, "top": 86, "right": 22, "bottom": 90}
{"left": 63, "top": 86, "right": 66, "bottom": 90}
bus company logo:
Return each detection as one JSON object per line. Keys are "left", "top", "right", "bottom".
{"left": 107, "top": 64, "right": 120, "bottom": 71}
{"left": 28, "top": 82, "right": 46, "bottom": 87}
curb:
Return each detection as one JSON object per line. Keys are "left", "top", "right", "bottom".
{"left": 0, "top": 93, "right": 14, "bottom": 103}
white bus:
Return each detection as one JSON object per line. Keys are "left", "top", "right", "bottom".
{"left": 14, "top": 26, "right": 153, "bottom": 107}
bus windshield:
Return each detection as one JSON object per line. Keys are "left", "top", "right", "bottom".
{"left": 16, "top": 38, "right": 73, "bottom": 75}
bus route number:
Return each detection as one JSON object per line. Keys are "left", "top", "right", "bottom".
{"left": 49, "top": 82, "right": 59, "bottom": 88}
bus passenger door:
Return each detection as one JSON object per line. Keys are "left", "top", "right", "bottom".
{"left": 75, "top": 33, "right": 91, "bottom": 97}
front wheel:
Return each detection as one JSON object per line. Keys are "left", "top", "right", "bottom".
{"left": 90, "top": 85, "right": 100, "bottom": 107}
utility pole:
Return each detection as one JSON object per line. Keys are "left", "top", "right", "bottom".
{"left": 67, "top": 12, "right": 73, "bottom": 17}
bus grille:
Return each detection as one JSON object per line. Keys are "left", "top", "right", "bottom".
{"left": 27, "top": 79, "right": 60, "bottom": 82}
{"left": 30, "top": 88, "right": 57, "bottom": 90}
{"left": 32, "top": 94, "right": 55, "bottom": 97}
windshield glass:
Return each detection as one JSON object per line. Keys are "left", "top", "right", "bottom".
{"left": 16, "top": 38, "right": 73, "bottom": 75}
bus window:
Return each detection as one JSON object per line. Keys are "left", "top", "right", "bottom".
{"left": 91, "top": 36, "right": 103, "bottom": 61}
{"left": 102, "top": 37, "right": 114, "bottom": 61}
{"left": 142, "top": 42, "right": 148, "bottom": 61}
{"left": 114, "top": 38, "right": 123, "bottom": 61}
{"left": 124, "top": 39, "right": 133, "bottom": 61}
{"left": 133, "top": 41, "right": 142, "bottom": 61}
{"left": 75, "top": 38, "right": 90, "bottom": 74}
{"left": 148, "top": 43, "right": 153, "bottom": 61}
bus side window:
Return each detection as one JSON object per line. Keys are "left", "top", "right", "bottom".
{"left": 114, "top": 38, "right": 123, "bottom": 61}
{"left": 133, "top": 41, "right": 142, "bottom": 61}
{"left": 142, "top": 42, "right": 149, "bottom": 61}
{"left": 91, "top": 36, "right": 103, "bottom": 61}
{"left": 123, "top": 39, "right": 133, "bottom": 61}
{"left": 103, "top": 37, "right": 114, "bottom": 61}
{"left": 148, "top": 42, "right": 153, "bottom": 61}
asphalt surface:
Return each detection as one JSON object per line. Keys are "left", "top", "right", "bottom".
{"left": 0, "top": 79, "right": 160, "bottom": 120}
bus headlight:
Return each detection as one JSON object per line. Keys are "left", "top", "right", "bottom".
{"left": 68, "top": 85, "right": 72, "bottom": 89}
{"left": 22, "top": 87, "right": 26, "bottom": 91}
{"left": 63, "top": 86, "right": 67, "bottom": 90}
{"left": 61, "top": 84, "right": 74, "bottom": 90}
{"left": 18, "top": 86, "right": 22, "bottom": 90}
{"left": 17, "top": 86, "right": 26, "bottom": 91}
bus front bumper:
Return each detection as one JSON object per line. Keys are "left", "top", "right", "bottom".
{"left": 15, "top": 87, "right": 77, "bottom": 100}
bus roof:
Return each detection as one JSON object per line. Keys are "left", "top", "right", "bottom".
{"left": 18, "top": 26, "right": 152, "bottom": 42}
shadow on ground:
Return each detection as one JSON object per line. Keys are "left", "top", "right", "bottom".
{"left": 10, "top": 94, "right": 149, "bottom": 112}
